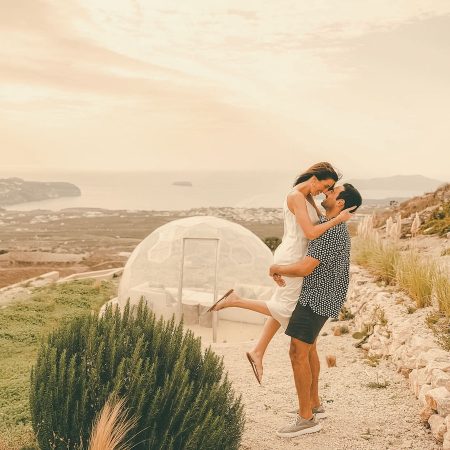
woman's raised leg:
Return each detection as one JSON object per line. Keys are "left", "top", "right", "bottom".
{"left": 211, "top": 290, "right": 272, "bottom": 316}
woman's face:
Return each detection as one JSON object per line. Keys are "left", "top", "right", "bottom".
{"left": 312, "top": 177, "right": 335, "bottom": 196}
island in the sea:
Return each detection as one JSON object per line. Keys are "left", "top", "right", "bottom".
{"left": 0, "top": 177, "right": 81, "bottom": 206}
{"left": 172, "top": 181, "right": 193, "bottom": 187}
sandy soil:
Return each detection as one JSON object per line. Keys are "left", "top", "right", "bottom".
{"left": 212, "top": 321, "right": 440, "bottom": 450}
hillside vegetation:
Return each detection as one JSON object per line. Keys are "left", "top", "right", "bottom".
{"left": 374, "top": 183, "right": 450, "bottom": 237}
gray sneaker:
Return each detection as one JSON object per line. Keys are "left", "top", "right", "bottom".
{"left": 276, "top": 415, "right": 322, "bottom": 438}
{"left": 285, "top": 405, "right": 327, "bottom": 419}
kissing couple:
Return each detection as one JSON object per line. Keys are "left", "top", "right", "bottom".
{"left": 209, "top": 162, "right": 362, "bottom": 437}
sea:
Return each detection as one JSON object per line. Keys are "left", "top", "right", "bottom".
{"left": 0, "top": 170, "right": 427, "bottom": 212}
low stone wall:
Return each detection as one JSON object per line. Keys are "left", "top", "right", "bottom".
{"left": 347, "top": 265, "right": 450, "bottom": 447}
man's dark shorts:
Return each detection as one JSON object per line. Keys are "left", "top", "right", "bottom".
{"left": 285, "top": 303, "right": 328, "bottom": 344}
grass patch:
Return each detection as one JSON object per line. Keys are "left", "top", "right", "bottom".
{"left": 352, "top": 236, "right": 450, "bottom": 317}
{"left": 434, "top": 268, "right": 450, "bottom": 317}
{"left": 367, "top": 380, "right": 390, "bottom": 389}
{"left": 364, "top": 354, "right": 381, "bottom": 367}
{"left": 339, "top": 306, "right": 354, "bottom": 321}
{"left": 396, "top": 253, "right": 434, "bottom": 308}
{"left": 352, "top": 237, "right": 398, "bottom": 285}
{"left": 0, "top": 279, "right": 116, "bottom": 450}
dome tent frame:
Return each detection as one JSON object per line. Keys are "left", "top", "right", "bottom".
{"left": 178, "top": 236, "right": 220, "bottom": 342}
{"left": 118, "top": 216, "right": 274, "bottom": 343}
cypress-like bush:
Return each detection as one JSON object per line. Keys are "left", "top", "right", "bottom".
{"left": 30, "top": 300, "right": 245, "bottom": 450}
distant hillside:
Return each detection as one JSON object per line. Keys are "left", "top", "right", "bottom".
{"left": 374, "top": 183, "right": 450, "bottom": 236}
{"left": 0, "top": 177, "right": 81, "bottom": 206}
{"left": 348, "top": 175, "right": 445, "bottom": 192}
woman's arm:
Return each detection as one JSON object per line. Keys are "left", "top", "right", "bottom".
{"left": 289, "top": 192, "right": 353, "bottom": 240}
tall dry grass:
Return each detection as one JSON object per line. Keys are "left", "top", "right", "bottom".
{"left": 352, "top": 234, "right": 450, "bottom": 316}
{"left": 352, "top": 236, "right": 398, "bottom": 285}
{"left": 396, "top": 253, "right": 434, "bottom": 308}
{"left": 87, "top": 397, "right": 137, "bottom": 450}
{"left": 433, "top": 268, "right": 450, "bottom": 317}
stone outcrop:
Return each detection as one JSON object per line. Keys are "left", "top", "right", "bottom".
{"left": 347, "top": 265, "right": 450, "bottom": 446}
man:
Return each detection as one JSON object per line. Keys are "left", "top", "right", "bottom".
{"left": 269, "top": 183, "right": 362, "bottom": 438}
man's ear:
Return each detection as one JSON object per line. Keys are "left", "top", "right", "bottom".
{"left": 337, "top": 199, "right": 345, "bottom": 209}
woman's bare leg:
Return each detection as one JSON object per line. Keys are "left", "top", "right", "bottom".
{"left": 247, "top": 317, "right": 280, "bottom": 381}
{"left": 212, "top": 292, "right": 281, "bottom": 381}
{"left": 212, "top": 291, "right": 272, "bottom": 315}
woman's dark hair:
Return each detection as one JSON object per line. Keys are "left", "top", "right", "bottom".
{"left": 337, "top": 183, "right": 363, "bottom": 211}
{"left": 293, "top": 162, "right": 341, "bottom": 187}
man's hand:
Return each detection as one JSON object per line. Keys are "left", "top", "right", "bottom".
{"left": 269, "top": 264, "right": 279, "bottom": 277}
{"left": 336, "top": 205, "right": 357, "bottom": 223}
{"left": 272, "top": 274, "right": 286, "bottom": 287}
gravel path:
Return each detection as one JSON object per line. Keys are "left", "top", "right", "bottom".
{"left": 212, "top": 320, "right": 440, "bottom": 450}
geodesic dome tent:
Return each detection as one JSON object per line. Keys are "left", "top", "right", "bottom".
{"left": 118, "top": 216, "right": 275, "bottom": 330}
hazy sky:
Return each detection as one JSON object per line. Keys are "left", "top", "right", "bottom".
{"left": 1, "top": 0, "right": 449, "bottom": 179}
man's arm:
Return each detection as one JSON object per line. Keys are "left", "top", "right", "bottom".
{"left": 270, "top": 256, "right": 320, "bottom": 278}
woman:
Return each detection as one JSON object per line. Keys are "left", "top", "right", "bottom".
{"left": 208, "top": 162, "right": 354, "bottom": 383}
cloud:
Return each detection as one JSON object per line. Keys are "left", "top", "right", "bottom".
{"left": 1, "top": 0, "right": 450, "bottom": 177}
{"left": 226, "top": 9, "right": 258, "bottom": 22}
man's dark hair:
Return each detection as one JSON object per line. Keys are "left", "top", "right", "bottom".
{"left": 337, "top": 183, "right": 362, "bottom": 212}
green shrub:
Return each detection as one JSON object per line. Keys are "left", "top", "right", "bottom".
{"left": 0, "top": 279, "right": 115, "bottom": 450}
{"left": 30, "top": 301, "right": 244, "bottom": 450}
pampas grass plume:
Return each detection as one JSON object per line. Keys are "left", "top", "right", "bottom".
{"left": 88, "top": 397, "right": 137, "bottom": 450}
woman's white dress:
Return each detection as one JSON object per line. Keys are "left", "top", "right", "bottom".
{"left": 266, "top": 196, "right": 319, "bottom": 330}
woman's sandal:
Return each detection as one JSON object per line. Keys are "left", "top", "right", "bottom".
{"left": 207, "top": 289, "right": 234, "bottom": 312}
{"left": 246, "top": 352, "right": 262, "bottom": 385}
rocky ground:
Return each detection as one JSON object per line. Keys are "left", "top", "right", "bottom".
{"left": 213, "top": 321, "right": 440, "bottom": 450}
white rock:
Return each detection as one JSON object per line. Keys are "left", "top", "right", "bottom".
{"left": 409, "top": 369, "right": 418, "bottom": 393}
{"left": 426, "top": 386, "right": 450, "bottom": 415}
{"left": 429, "top": 414, "right": 447, "bottom": 442}
{"left": 409, "top": 369, "right": 427, "bottom": 397}
{"left": 425, "top": 361, "right": 450, "bottom": 377}
{"left": 409, "top": 335, "right": 435, "bottom": 355}
{"left": 431, "top": 369, "right": 450, "bottom": 389}
{"left": 419, "top": 405, "right": 434, "bottom": 423}
{"left": 417, "top": 349, "right": 450, "bottom": 368}
{"left": 413, "top": 368, "right": 428, "bottom": 397}
{"left": 402, "top": 355, "right": 418, "bottom": 370}
{"left": 418, "top": 384, "right": 433, "bottom": 406}
{"left": 443, "top": 433, "right": 450, "bottom": 450}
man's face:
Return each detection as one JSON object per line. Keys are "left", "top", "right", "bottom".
{"left": 321, "top": 185, "right": 345, "bottom": 211}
